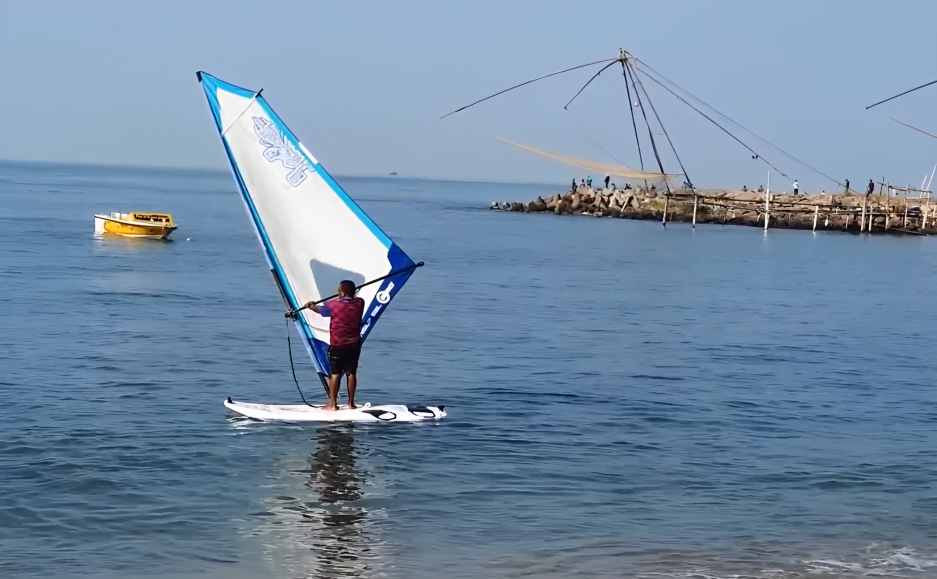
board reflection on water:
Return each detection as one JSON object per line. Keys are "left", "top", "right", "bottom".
{"left": 253, "top": 425, "right": 382, "bottom": 578}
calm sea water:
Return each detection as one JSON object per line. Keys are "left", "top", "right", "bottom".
{"left": 2, "top": 160, "right": 937, "bottom": 578}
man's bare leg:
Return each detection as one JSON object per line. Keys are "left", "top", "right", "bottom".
{"left": 346, "top": 374, "right": 357, "bottom": 409}
{"left": 323, "top": 373, "right": 341, "bottom": 411}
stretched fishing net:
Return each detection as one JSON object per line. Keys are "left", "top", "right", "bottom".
{"left": 496, "top": 137, "right": 681, "bottom": 188}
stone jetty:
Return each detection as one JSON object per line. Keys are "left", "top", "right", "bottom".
{"left": 492, "top": 186, "right": 936, "bottom": 234}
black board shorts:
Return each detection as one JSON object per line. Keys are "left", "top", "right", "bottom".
{"left": 328, "top": 343, "right": 361, "bottom": 376}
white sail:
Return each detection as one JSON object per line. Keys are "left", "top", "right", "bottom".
{"left": 198, "top": 72, "right": 418, "bottom": 379}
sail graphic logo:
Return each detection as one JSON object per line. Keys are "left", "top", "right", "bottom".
{"left": 376, "top": 282, "right": 394, "bottom": 304}
{"left": 361, "top": 282, "right": 395, "bottom": 337}
{"left": 252, "top": 117, "right": 311, "bottom": 186}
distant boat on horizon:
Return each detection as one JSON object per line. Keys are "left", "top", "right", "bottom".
{"left": 389, "top": 172, "right": 397, "bottom": 176}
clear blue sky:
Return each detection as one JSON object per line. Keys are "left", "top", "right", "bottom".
{"left": 1, "top": 0, "right": 935, "bottom": 190}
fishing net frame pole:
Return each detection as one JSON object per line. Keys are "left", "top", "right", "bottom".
{"left": 559, "top": 51, "right": 678, "bottom": 190}
{"left": 886, "top": 117, "right": 937, "bottom": 140}
{"left": 557, "top": 51, "right": 692, "bottom": 194}
{"left": 633, "top": 61, "right": 787, "bottom": 180}
{"left": 442, "top": 50, "right": 684, "bottom": 193}
{"left": 440, "top": 59, "right": 617, "bottom": 119}
{"left": 866, "top": 81, "right": 937, "bottom": 177}
{"left": 867, "top": 78, "right": 937, "bottom": 110}
{"left": 558, "top": 50, "right": 693, "bottom": 190}
{"left": 623, "top": 58, "right": 692, "bottom": 191}
{"left": 621, "top": 61, "right": 646, "bottom": 174}
{"left": 632, "top": 59, "right": 845, "bottom": 188}
{"left": 618, "top": 57, "right": 667, "bottom": 185}
{"left": 442, "top": 49, "right": 844, "bottom": 191}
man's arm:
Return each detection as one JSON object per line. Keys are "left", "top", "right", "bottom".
{"left": 305, "top": 301, "right": 330, "bottom": 316}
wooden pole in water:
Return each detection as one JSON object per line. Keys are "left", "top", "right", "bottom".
{"left": 876, "top": 175, "right": 885, "bottom": 231}
{"left": 662, "top": 193, "right": 669, "bottom": 227}
{"left": 904, "top": 201, "right": 909, "bottom": 228}
{"left": 813, "top": 205, "right": 818, "bottom": 231}
{"left": 764, "top": 173, "right": 770, "bottom": 231}
{"left": 692, "top": 193, "right": 698, "bottom": 228}
{"left": 764, "top": 194, "right": 770, "bottom": 230}
{"left": 884, "top": 183, "right": 889, "bottom": 231}
{"left": 860, "top": 194, "right": 867, "bottom": 232}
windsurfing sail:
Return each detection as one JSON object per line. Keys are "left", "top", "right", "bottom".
{"left": 197, "top": 72, "right": 418, "bottom": 383}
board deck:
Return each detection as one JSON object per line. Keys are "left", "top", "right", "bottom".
{"left": 224, "top": 398, "right": 446, "bottom": 422}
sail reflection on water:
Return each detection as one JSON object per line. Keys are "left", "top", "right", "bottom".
{"left": 254, "top": 425, "right": 382, "bottom": 578}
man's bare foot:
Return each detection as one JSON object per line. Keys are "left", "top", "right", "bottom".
{"left": 322, "top": 404, "right": 338, "bottom": 411}
{"left": 347, "top": 402, "right": 357, "bottom": 409}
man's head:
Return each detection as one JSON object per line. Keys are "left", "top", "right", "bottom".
{"left": 338, "top": 280, "right": 356, "bottom": 297}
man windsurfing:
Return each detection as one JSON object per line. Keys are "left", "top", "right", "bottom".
{"left": 306, "top": 280, "right": 364, "bottom": 411}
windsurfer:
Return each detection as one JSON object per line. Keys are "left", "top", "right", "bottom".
{"left": 306, "top": 280, "right": 365, "bottom": 411}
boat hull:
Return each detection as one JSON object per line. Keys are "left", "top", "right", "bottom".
{"left": 94, "top": 215, "right": 176, "bottom": 239}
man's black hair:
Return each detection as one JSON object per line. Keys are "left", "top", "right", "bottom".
{"left": 339, "top": 280, "right": 356, "bottom": 295}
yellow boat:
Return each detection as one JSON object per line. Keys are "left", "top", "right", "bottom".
{"left": 94, "top": 212, "right": 177, "bottom": 239}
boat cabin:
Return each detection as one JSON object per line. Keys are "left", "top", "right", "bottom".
{"left": 130, "top": 213, "right": 175, "bottom": 226}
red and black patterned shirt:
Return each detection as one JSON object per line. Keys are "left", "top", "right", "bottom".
{"left": 318, "top": 297, "right": 365, "bottom": 347}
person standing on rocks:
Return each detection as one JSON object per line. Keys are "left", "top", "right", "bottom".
{"left": 604, "top": 174, "right": 610, "bottom": 189}
{"left": 586, "top": 176, "right": 593, "bottom": 187}
{"left": 845, "top": 179, "right": 850, "bottom": 193}
{"left": 793, "top": 180, "right": 799, "bottom": 195}
{"left": 571, "top": 178, "right": 577, "bottom": 192}
{"left": 867, "top": 179, "right": 875, "bottom": 196}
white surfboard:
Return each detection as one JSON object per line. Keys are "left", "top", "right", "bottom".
{"left": 199, "top": 73, "right": 443, "bottom": 419}
{"left": 225, "top": 398, "right": 446, "bottom": 422}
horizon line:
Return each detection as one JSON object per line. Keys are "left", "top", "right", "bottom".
{"left": 0, "top": 157, "right": 571, "bottom": 188}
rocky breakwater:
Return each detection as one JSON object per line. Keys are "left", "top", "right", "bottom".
{"left": 495, "top": 187, "right": 666, "bottom": 220}
{"left": 492, "top": 187, "right": 937, "bottom": 234}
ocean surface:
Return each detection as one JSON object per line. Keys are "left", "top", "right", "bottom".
{"left": 2, "top": 161, "right": 937, "bottom": 579}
